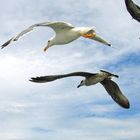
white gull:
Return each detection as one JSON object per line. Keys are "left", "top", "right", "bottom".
{"left": 1, "top": 21, "right": 111, "bottom": 52}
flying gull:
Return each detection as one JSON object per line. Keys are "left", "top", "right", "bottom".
{"left": 1, "top": 21, "right": 111, "bottom": 52}
{"left": 30, "top": 70, "right": 130, "bottom": 109}
{"left": 125, "top": 0, "right": 140, "bottom": 22}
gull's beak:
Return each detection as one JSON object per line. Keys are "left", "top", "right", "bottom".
{"left": 43, "top": 44, "right": 50, "bottom": 52}
{"left": 77, "top": 84, "right": 82, "bottom": 88}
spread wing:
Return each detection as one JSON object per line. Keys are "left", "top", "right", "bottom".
{"left": 29, "top": 72, "right": 95, "bottom": 83}
{"left": 125, "top": 0, "right": 140, "bottom": 22}
{"left": 100, "top": 78, "right": 130, "bottom": 109}
{"left": 90, "top": 35, "right": 111, "bottom": 46}
{"left": 1, "top": 21, "right": 74, "bottom": 49}
{"left": 44, "top": 21, "right": 74, "bottom": 33}
{"left": 1, "top": 24, "right": 37, "bottom": 49}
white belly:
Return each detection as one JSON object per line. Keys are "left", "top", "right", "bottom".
{"left": 54, "top": 30, "right": 80, "bottom": 45}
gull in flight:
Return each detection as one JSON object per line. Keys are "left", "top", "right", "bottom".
{"left": 1, "top": 21, "right": 111, "bottom": 52}
{"left": 30, "top": 70, "right": 130, "bottom": 109}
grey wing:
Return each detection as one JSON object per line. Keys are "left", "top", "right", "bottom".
{"left": 90, "top": 35, "right": 111, "bottom": 46}
{"left": 33, "top": 21, "right": 74, "bottom": 33}
{"left": 1, "top": 24, "right": 37, "bottom": 49}
{"left": 100, "top": 78, "right": 130, "bottom": 109}
{"left": 46, "top": 21, "right": 74, "bottom": 31}
{"left": 29, "top": 72, "right": 95, "bottom": 83}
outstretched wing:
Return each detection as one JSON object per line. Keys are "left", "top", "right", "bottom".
{"left": 1, "top": 21, "right": 74, "bottom": 49}
{"left": 31, "top": 21, "right": 74, "bottom": 33}
{"left": 29, "top": 72, "right": 95, "bottom": 83}
{"left": 1, "top": 24, "right": 37, "bottom": 49}
{"left": 100, "top": 78, "right": 130, "bottom": 109}
{"left": 1, "top": 38, "right": 14, "bottom": 49}
{"left": 44, "top": 21, "right": 74, "bottom": 33}
{"left": 125, "top": 0, "right": 140, "bottom": 22}
{"left": 89, "top": 35, "right": 111, "bottom": 46}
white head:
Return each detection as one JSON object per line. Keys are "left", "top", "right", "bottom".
{"left": 77, "top": 80, "right": 86, "bottom": 88}
{"left": 47, "top": 37, "right": 55, "bottom": 47}
{"left": 44, "top": 38, "right": 55, "bottom": 51}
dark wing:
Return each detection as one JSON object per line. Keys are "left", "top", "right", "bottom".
{"left": 29, "top": 72, "right": 95, "bottom": 83}
{"left": 125, "top": 0, "right": 140, "bottom": 22}
{"left": 100, "top": 78, "right": 130, "bottom": 109}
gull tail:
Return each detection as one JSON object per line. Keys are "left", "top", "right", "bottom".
{"left": 92, "top": 35, "right": 111, "bottom": 46}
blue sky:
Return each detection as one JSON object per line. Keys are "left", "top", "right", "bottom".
{"left": 0, "top": 0, "right": 140, "bottom": 139}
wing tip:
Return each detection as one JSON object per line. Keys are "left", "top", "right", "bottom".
{"left": 29, "top": 77, "right": 39, "bottom": 83}
{"left": 29, "top": 77, "right": 47, "bottom": 83}
{"left": 108, "top": 43, "right": 111, "bottom": 46}
{"left": 1, "top": 45, "right": 5, "bottom": 49}
{"left": 121, "top": 101, "right": 130, "bottom": 109}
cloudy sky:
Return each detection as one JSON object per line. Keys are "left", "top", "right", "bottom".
{"left": 0, "top": 0, "right": 140, "bottom": 139}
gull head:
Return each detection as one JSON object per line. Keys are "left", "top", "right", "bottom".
{"left": 47, "top": 37, "right": 55, "bottom": 46}
{"left": 44, "top": 38, "right": 55, "bottom": 51}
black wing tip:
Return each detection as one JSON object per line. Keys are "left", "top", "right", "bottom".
{"left": 1, "top": 43, "right": 9, "bottom": 49}
{"left": 1, "top": 38, "right": 13, "bottom": 49}
{"left": 120, "top": 101, "right": 130, "bottom": 109}
{"left": 1, "top": 44, "right": 9, "bottom": 49}
{"left": 115, "top": 94, "right": 130, "bottom": 109}
{"left": 1, "top": 45, "right": 5, "bottom": 49}
{"left": 29, "top": 77, "right": 40, "bottom": 83}
{"left": 29, "top": 77, "right": 48, "bottom": 83}
{"left": 108, "top": 43, "right": 112, "bottom": 46}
